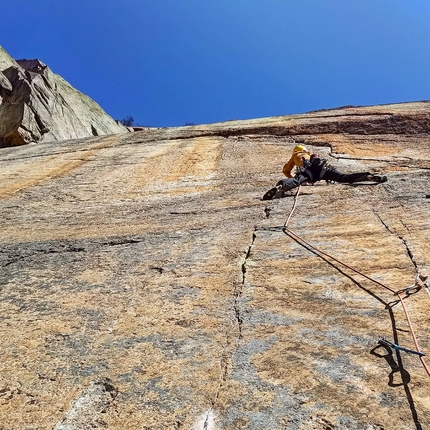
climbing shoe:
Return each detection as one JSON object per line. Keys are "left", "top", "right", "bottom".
{"left": 371, "top": 174, "right": 387, "bottom": 183}
{"left": 262, "top": 187, "right": 278, "bottom": 200}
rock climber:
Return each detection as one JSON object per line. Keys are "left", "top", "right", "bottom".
{"left": 262, "top": 144, "right": 387, "bottom": 200}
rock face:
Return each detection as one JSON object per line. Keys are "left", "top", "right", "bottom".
{"left": 0, "top": 102, "right": 430, "bottom": 429}
{"left": 0, "top": 45, "right": 127, "bottom": 147}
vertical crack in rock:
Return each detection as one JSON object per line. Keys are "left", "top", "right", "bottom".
{"left": 233, "top": 287, "right": 243, "bottom": 340}
{"left": 196, "top": 345, "right": 228, "bottom": 429}
{"left": 54, "top": 378, "right": 117, "bottom": 430}
{"left": 202, "top": 408, "right": 215, "bottom": 430}
{"left": 373, "top": 210, "right": 419, "bottom": 274}
{"left": 400, "top": 219, "right": 412, "bottom": 236}
{"left": 234, "top": 232, "right": 256, "bottom": 339}
{"left": 242, "top": 232, "right": 257, "bottom": 285}
{"left": 214, "top": 349, "right": 229, "bottom": 403}
{"left": 198, "top": 354, "right": 229, "bottom": 428}
{"left": 194, "top": 408, "right": 215, "bottom": 430}
{"left": 200, "top": 231, "right": 258, "bottom": 425}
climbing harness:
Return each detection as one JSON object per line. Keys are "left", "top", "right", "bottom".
{"left": 273, "top": 185, "right": 430, "bottom": 378}
{"left": 298, "top": 155, "right": 328, "bottom": 183}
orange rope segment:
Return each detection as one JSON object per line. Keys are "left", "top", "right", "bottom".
{"left": 280, "top": 186, "right": 430, "bottom": 377}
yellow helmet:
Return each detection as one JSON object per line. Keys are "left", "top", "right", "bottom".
{"left": 293, "top": 144, "right": 308, "bottom": 153}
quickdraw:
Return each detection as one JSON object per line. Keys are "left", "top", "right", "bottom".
{"left": 278, "top": 185, "right": 430, "bottom": 378}
{"left": 379, "top": 338, "right": 425, "bottom": 357}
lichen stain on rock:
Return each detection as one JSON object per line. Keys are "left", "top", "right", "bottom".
{"left": 1, "top": 101, "right": 430, "bottom": 429}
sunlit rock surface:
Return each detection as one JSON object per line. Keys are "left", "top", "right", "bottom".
{"left": 0, "top": 45, "right": 127, "bottom": 148}
{"left": 1, "top": 102, "right": 429, "bottom": 429}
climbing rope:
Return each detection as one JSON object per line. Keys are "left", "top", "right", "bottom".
{"left": 283, "top": 184, "right": 302, "bottom": 229}
{"left": 280, "top": 185, "right": 430, "bottom": 378}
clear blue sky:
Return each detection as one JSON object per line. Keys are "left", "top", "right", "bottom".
{"left": 2, "top": 1, "right": 430, "bottom": 127}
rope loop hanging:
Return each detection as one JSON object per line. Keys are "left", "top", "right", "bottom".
{"left": 278, "top": 185, "right": 430, "bottom": 377}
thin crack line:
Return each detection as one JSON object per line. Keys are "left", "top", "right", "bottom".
{"left": 233, "top": 232, "right": 256, "bottom": 339}
{"left": 373, "top": 210, "right": 419, "bottom": 275}
{"left": 1, "top": 237, "right": 148, "bottom": 268}
{"left": 200, "top": 230, "right": 258, "bottom": 425}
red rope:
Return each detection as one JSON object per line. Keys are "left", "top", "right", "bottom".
{"left": 284, "top": 228, "right": 396, "bottom": 294}
{"left": 397, "top": 294, "right": 430, "bottom": 377}
{"left": 281, "top": 186, "right": 430, "bottom": 377}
